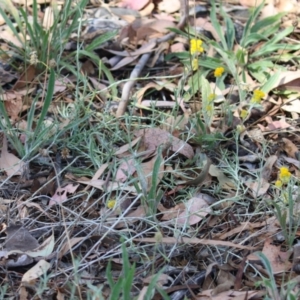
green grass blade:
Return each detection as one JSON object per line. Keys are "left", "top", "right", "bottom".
{"left": 85, "top": 31, "right": 117, "bottom": 52}
{"left": 222, "top": 9, "right": 235, "bottom": 50}
{"left": 210, "top": 1, "right": 227, "bottom": 50}
{"left": 240, "top": 2, "right": 265, "bottom": 47}
{"left": 34, "top": 69, "right": 55, "bottom": 138}
{"left": 250, "top": 13, "right": 284, "bottom": 34}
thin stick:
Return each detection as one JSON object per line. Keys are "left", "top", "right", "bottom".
{"left": 116, "top": 0, "right": 188, "bottom": 117}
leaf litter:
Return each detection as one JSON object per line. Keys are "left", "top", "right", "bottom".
{"left": 1, "top": 0, "right": 300, "bottom": 299}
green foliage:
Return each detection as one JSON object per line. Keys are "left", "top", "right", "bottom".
{"left": 105, "top": 241, "right": 169, "bottom": 300}
{"left": 272, "top": 185, "right": 299, "bottom": 249}
{"left": 255, "top": 252, "right": 281, "bottom": 300}
{"left": 0, "top": 0, "right": 116, "bottom": 73}
{"left": 170, "top": 0, "right": 300, "bottom": 103}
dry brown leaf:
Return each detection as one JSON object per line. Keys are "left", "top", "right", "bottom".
{"left": 114, "top": 136, "right": 142, "bottom": 157}
{"left": 115, "top": 158, "right": 136, "bottom": 182}
{"left": 115, "top": 205, "right": 146, "bottom": 229}
{"left": 282, "top": 137, "right": 299, "bottom": 158}
{"left": 217, "top": 217, "right": 279, "bottom": 240}
{"left": 244, "top": 179, "right": 270, "bottom": 197}
{"left": 276, "top": 0, "right": 297, "bottom": 12}
{"left": 159, "top": 202, "right": 185, "bottom": 221}
{"left": 0, "top": 135, "right": 25, "bottom": 176}
{"left": 134, "top": 128, "right": 194, "bottom": 159}
{"left": 282, "top": 98, "right": 300, "bottom": 113}
{"left": 19, "top": 286, "right": 28, "bottom": 300}
{"left": 49, "top": 184, "right": 79, "bottom": 206}
{"left": 12, "top": 65, "right": 36, "bottom": 90}
{"left": 258, "top": 116, "right": 291, "bottom": 131}
{"left": 212, "top": 270, "right": 235, "bottom": 296}
{"left": 194, "top": 18, "right": 221, "bottom": 42}
{"left": 261, "top": 155, "right": 277, "bottom": 181}
{"left": 22, "top": 260, "right": 50, "bottom": 284}
{"left": 158, "top": 0, "right": 180, "bottom": 13}
{"left": 247, "top": 238, "right": 292, "bottom": 273}
{"left": 176, "top": 196, "right": 211, "bottom": 225}
{"left": 58, "top": 237, "right": 85, "bottom": 259}
{"left": 139, "top": 2, "right": 154, "bottom": 17}
{"left": 120, "top": 0, "right": 149, "bottom": 11}
{"left": 4, "top": 93, "right": 22, "bottom": 121}
{"left": 136, "top": 82, "right": 162, "bottom": 105}
{"left": 271, "top": 70, "right": 300, "bottom": 91}
{"left": 0, "top": 30, "right": 24, "bottom": 47}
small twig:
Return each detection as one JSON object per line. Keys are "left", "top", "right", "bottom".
{"left": 116, "top": 0, "right": 188, "bottom": 117}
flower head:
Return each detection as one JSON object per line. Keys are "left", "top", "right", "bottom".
{"left": 240, "top": 109, "right": 248, "bottom": 120}
{"left": 250, "top": 89, "right": 265, "bottom": 104}
{"left": 107, "top": 199, "right": 116, "bottom": 209}
{"left": 205, "top": 104, "right": 213, "bottom": 115}
{"left": 192, "top": 58, "right": 198, "bottom": 71}
{"left": 190, "top": 39, "right": 204, "bottom": 55}
{"left": 214, "top": 67, "right": 225, "bottom": 78}
{"left": 279, "top": 166, "right": 291, "bottom": 184}
{"left": 236, "top": 124, "right": 245, "bottom": 134}
{"left": 208, "top": 93, "right": 216, "bottom": 102}
{"left": 275, "top": 180, "right": 283, "bottom": 188}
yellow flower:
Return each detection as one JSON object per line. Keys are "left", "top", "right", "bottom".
{"left": 192, "top": 58, "right": 198, "bottom": 71}
{"left": 250, "top": 89, "right": 265, "bottom": 104}
{"left": 279, "top": 166, "right": 291, "bottom": 184}
{"left": 208, "top": 93, "right": 216, "bottom": 102}
{"left": 240, "top": 109, "right": 248, "bottom": 120}
{"left": 190, "top": 39, "right": 204, "bottom": 55}
{"left": 205, "top": 104, "right": 213, "bottom": 114}
{"left": 275, "top": 180, "right": 283, "bottom": 188}
{"left": 107, "top": 199, "right": 116, "bottom": 209}
{"left": 236, "top": 124, "right": 245, "bottom": 133}
{"left": 214, "top": 67, "right": 225, "bottom": 77}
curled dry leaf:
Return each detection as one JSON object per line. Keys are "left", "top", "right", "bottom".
{"left": 22, "top": 260, "right": 50, "bottom": 284}
{"left": 134, "top": 128, "right": 194, "bottom": 159}
{"left": 261, "top": 155, "right": 277, "bottom": 181}
{"left": 282, "top": 137, "right": 299, "bottom": 158}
